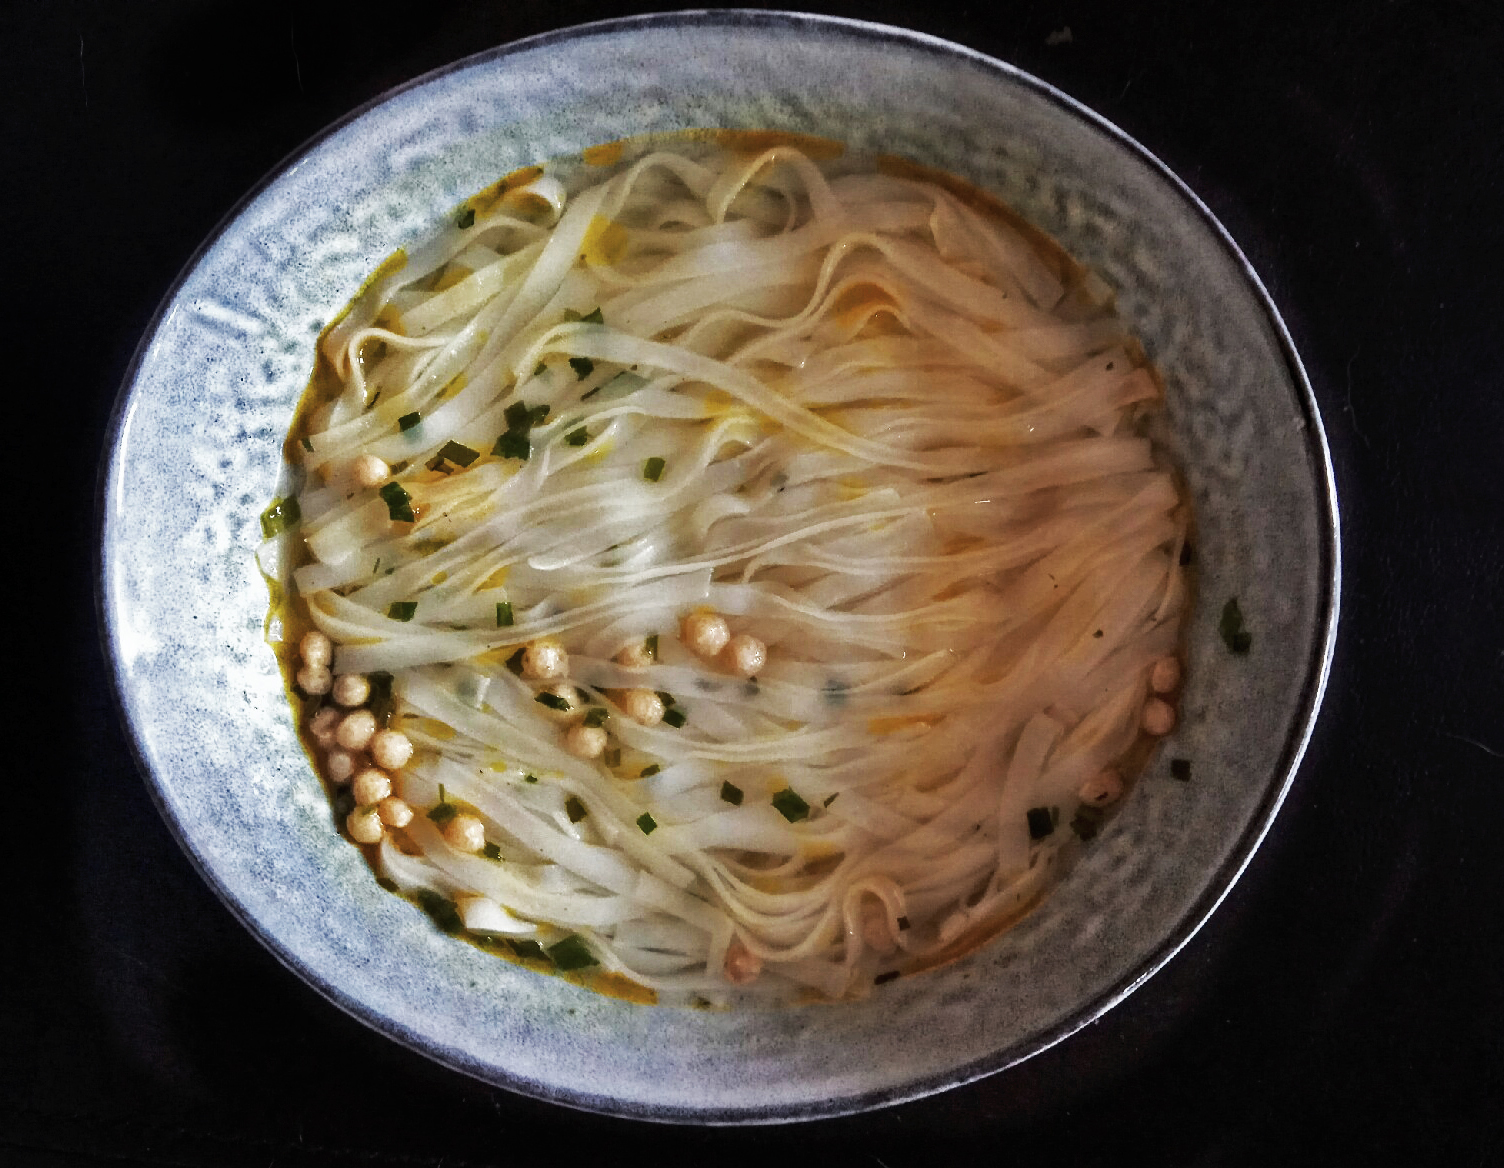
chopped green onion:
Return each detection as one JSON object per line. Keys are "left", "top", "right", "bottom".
{"left": 415, "top": 889, "right": 463, "bottom": 934}
{"left": 645, "top": 634, "right": 659, "bottom": 659}
{"left": 643, "top": 456, "right": 666, "bottom": 482}
{"left": 481, "top": 842, "right": 503, "bottom": 861}
{"left": 431, "top": 440, "right": 479, "bottom": 468}
{"left": 1170, "top": 758, "right": 1192, "bottom": 782}
{"left": 523, "top": 773, "right": 538, "bottom": 784}
{"left": 771, "top": 788, "right": 810, "bottom": 823}
{"left": 565, "top": 796, "right": 587, "bottom": 823}
{"left": 547, "top": 935, "right": 598, "bottom": 971}
{"left": 367, "top": 671, "right": 395, "bottom": 726}
{"left": 1026, "top": 807, "right": 1055, "bottom": 840}
{"left": 533, "top": 361, "right": 548, "bottom": 378}
{"left": 564, "top": 426, "right": 589, "bottom": 446}
{"left": 505, "top": 648, "right": 526, "bottom": 675}
{"left": 378, "top": 481, "right": 414, "bottom": 522}
{"left": 636, "top": 811, "right": 658, "bottom": 835}
{"left": 823, "top": 793, "right": 840, "bottom": 807}
{"left": 507, "top": 938, "right": 546, "bottom": 959}
{"left": 582, "top": 707, "right": 609, "bottom": 728}
{"left": 375, "top": 876, "right": 398, "bottom": 893}
{"left": 1093, "top": 628, "right": 1104, "bottom": 638}
{"left": 259, "top": 496, "right": 302, "bottom": 539}
{"left": 387, "top": 600, "right": 417, "bottom": 622}
{"left": 1219, "top": 598, "right": 1252, "bottom": 655}
{"left": 874, "top": 971, "right": 900, "bottom": 986}
{"left": 427, "top": 802, "right": 457, "bottom": 826}
{"left": 569, "top": 356, "right": 594, "bottom": 380}
{"left": 662, "top": 708, "right": 687, "bottom": 729}
{"left": 495, "top": 601, "right": 514, "bottom": 628}
{"left": 1071, "top": 804, "right": 1106, "bottom": 842}
{"left": 579, "top": 307, "right": 604, "bottom": 325}
{"left": 720, "top": 781, "right": 743, "bottom": 806}
{"left": 398, "top": 411, "right": 422, "bottom": 432}
{"left": 455, "top": 206, "right": 476, "bottom": 229}
{"left": 656, "top": 690, "right": 676, "bottom": 706}
{"left": 639, "top": 764, "right": 661, "bottom": 778}
{"left": 300, "top": 435, "right": 314, "bottom": 452}
{"left": 535, "top": 691, "right": 572, "bottom": 711}
{"left": 492, "top": 430, "right": 531, "bottom": 460}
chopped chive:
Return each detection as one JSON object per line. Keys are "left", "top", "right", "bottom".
{"left": 481, "top": 842, "right": 503, "bottom": 861}
{"left": 636, "top": 811, "right": 658, "bottom": 835}
{"left": 823, "top": 793, "right": 840, "bottom": 807}
{"left": 603, "top": 747, "right": 621, "bottom": 768}
{"left": 503, "top": 401, "right": 531, "bottom": 430}
{"left": 528, "top": 404, "right": 550, "bottom": 427}
{"left": 378, "top": 481, "right": 414, "bottom": 522}
{"left": 415, "top": 889, "right": 463, "bottom": 934}
{"left": 547, "top": 935, "right": 598, "bottom": 971}
{"left": 897, "top": 916, "right": 911, "bottom": 931}
{"left": 579, "top": 384, "right": 602, "bottom": 401}
{"left": 579, "top": 307, "right": 604, "bottom": 325}
{"left": 375, "top": 876, "right": 398, "bottom": 893}
{"left": 433, "top": 440, "right": 480, "bottom": 468}
{"left": 771, "top": 788, "right": 810, "bottom": 823}
{"left": 1027, "top": 807, "right": 1055, "bottom": 840}
{"left": 1093, "top": 628, "right": 1104, "bottom": 639}
{"left": 582, "top": 707, "right": 609, "bottom": 728}
{"left": 495, "top": 601, "right": 514, "bottom": 628}
{"left": 398, "top": 411, "right": 422, "bottom": 432}
{"left": 533, "top": 362, "right": 548, "bottom": 378}
{"left": 507, "top": 938, "right": 545, "bottom": 959}
{"left": 367, "top": 671, "right": 395, "bottom": 726}
{"left": 569, "top": 356, "right": 595, "bottom": 380}
{"left": 643, "top": 456, "right": 666, "bottom": 482}
{"left": 427, "top": 802, "right": 457, "bottom": 826}
{"left": 387, "top": 600, "right": 417, "bottom": 622}
{"left": 655, "top": 690, "right": 676, "bottom": 707}
{"left": 1219, "top": 598, "right": 1253, "bottom": 655}
{"left": 645, "top": 634, "right": 659, "bottom": 659}
{"left": 564, "top": 426, "right": 589, "bottom": 446}
{"left": 638, "top": 764, "right": 661, "bottom": 778}
{"left": 492, "top": 430, "right": 531, "bottom": 460}
{"left": 662, "top": 708, "right": 687, "bottom": 729}
{"left": 505, "top": 648, "right": 526, "bottom": 675}
{"left": 1071, "top": 804, "right": 1107, "bottom": 842}
{"left": 455, "top": 206, "right": 476, "bottom": 229}
{"left": 874, "top": 971, "right": 900, "bottom": 986}
{"left": 535, "top": 691, "right": 572, "bottom": 711}
{"left": 366, "top": 390, "right": 381, "bottom": 410}
{"left": 565, "top": 796, "right": 588, "bottom": 823}
{"left": 719, "top": 781, "right": 743, "bottom": 806}
{"left": 523, "top": 773, "right": 538, "bottom": 784}
{"left": 259, "top": 496, "right": 302, "bottom": 539}
{"left": 1170, "top": 758, "right": 1192, "bottom": 782}
{"left": 300, "top": 435, "right": 314, "bottom": 452}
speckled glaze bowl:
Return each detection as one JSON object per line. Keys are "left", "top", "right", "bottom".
{"left": 100, "top": 11, "right": 1338, "bottom": 1123}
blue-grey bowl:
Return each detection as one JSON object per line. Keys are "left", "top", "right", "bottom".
{"left": 100, "top": 10, "right": 1339, "bottom": 1123}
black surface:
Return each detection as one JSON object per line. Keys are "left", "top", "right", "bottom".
{"left": 12, "top": 1, "right": 1503, "bottom": 1164}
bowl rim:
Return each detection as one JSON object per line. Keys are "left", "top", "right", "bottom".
{"left": 96, "top": 8, "right": 1341, "bottom": 1125}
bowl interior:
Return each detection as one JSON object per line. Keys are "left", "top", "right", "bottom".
{"left": 101, "top": 11, "right": 1336, "bottom": 1123}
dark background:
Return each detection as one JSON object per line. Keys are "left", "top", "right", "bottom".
{"left": 9, "top": 1, "right": 1503, "bottom": 1164}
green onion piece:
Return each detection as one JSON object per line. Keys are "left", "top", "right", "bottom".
{"left": 505, "top": 648, "right": 526, "bottom": 675}
{"left": 523, "top": 773, "right": 538, "bottom": 784}
{"left": 565, "top": 796, "right": 587, "bottom": 823}
{"left": 1026, "top": 807, "right": 1055, "bottom": 840}
{"left": 387, "top": 600, "right": 417, "bottom": 622}
{"left": 1093, "top": 628, "right": 1104, "bottom": 638}
{"left": 564, "top": 426, "right": 589, "bottom": 446}
{"left": 481, "top": 842, "right": 503, "bottom": 861}
{"left": 1071, "top": 804, "right": 1107, "bottom": 842}
{"left": 547, "top": 935, "right": 598, "bottom": 971}
{"left": 492, "top": 430, "right": 531, "bottom": 460}
{"left": 639, "top": 765, "right": 661, "bottom": 778}
{"left": 645, "top": 634, "right": 659, "bottom": 659}
{"left": 398, "top": 411, "right": 422, "bottom": 432}
{"left": 533, "top": 362, "right": 548, "bottom": 378}
{"left": 528, "top": 404, "right": 550, "bottom": 427}
{"left": 582, "top": 707, "right": 609, "bottom": 728}
{"left": 569, "top": 356, "right": 594, "bottom": 380}
{"left": 259, "top": 496, "right": 302, "bottom": 539}
{"left": 375, "top": 876, "right": 398, "bottom": 893}
{"left": 495, "top": 601, "right": 514, "bottom": 628}
{"left": 435, "top": 440, "right": 479, "bottom": 467}
{"left": 579, "top": 307, "right": 604, "bottom": 325}
{"left": 507, "top": 938, "right": 545, "bottom": 959}
{"left": 823, "top": 793, "right": 840, "bottom": 807}
{"left": 720, "top": 781, "right": 743, "bottom": 806}
{"left": 771, "top": 788, "right": 810, "bottom": 823}
{"left": 415, "top": 889, "right": 463, "bottom": 934}
{"left": 427, "top": 802, "right": 457, "bottom": 826}
{"left": 636, "top": 811, "right": 658, "bottom": 835}
{"left": 503, "top": 401, "right": 531, "bottom": 431}
{"left": 655, "top": 690, "right": 676, "bottom": 706}
{"left": 897, "top": 916, "right": 910, "bottom": 931}
{"left": 1170, "top": 758, "right": 1192, "bottom": 782}
{"left": 378, "top": 481, "right": 414, "bottom": 522}
{"left": 535, "top": 691, "right": 572, "bottom": 711}
{"left": 662, "top": 708, "right": 687, "bottom": 729}
{"left": 300, "top": 435, "right": 314, "bottom": 452}
{"left": 1219, "top": 597, "right": 1253, "bottom": 655}
{"left": 455, "top": 206, "right": 476, "bottom": 229}
{"left": 603, "top": 747, "right": 621, "bottom": 768}
{"left": 643, "top": 456, "right": 666, "bottom": 482}
{"left": 874, "top": 971, "right": 900, "bottom": 986}
{"left": 367, "top": 671, "right": 395, "bottom": 727}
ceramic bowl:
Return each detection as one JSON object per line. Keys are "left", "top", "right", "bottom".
{"left": 100, "top": 10, "right": 1338, "bottom": 1123}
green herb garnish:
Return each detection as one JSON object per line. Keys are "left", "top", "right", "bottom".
{"left": 415, "top": 889, "right": 463, "bottom": 933}
{"left": 495, "top": 601, "right": 514, "bottom": 628}
{"left": 398, "top": 411, "right": 422, "bottom": 432}
{"left": 1170, "top": 758, "right": 1192, "bottom": 782}
{"left": 823, "top": 793, "right": 840, "bottom": 807}
{"left": 427, "top": 802, "right": 457, "bottom": 826}
{"left": 565, "top": 796, "right": 588, "bottom": 823}
{"left": 1027, "top": 807, "right": 1055, "bottom": 840}
{"left": 378, "top": 481, "right": 414, "bottom": 522}
{"left": 564, "top": 426, "right": 589, "bottom": 446}
{"left": 1219, "top": 598, "right": 1252, "bottom": 655}
{"left": 582, "top": 707, "right": 609, "bottom": 728}
{"left": 507, "top": 938, "right": 546, "bottom": 959}
{"left": 492, "top": 430, "right": 531, "bottom": 460}
{"left": 643, "top": 456, "right": 666, "bottom": 482}
{"left": 505, "top": 648, "right": 526, "bottom": 675}
{"left": 636, "top": 811, "right": 658, "bottom": 835}
{"left": 367, "top": 670, "right": 395, "bottom": 726}
{"left": 259, "top": 496, "right": 302, "bottom": 539}
{"left": 771, "top": 788, "right": 810, "bottom": 823}
{"left": 387, "top": 600, "right": 417, "bottom": 622}
{"left": 430, "top": 440, "right": 480, "bottom": 470}
{"left": 603, "top": 747, "right": 621, "bottom": 767}
{"left": 1071, "top": 804, "right": 1107, "bottom": 842}
{"left": 455, "top": 206, "right": 476, "bottom": 229}
{"left": 645, "top": 634, "right": 659, "bottom": 659}
{"left": 547, "top": 935, "right": 598, "bottom": 971}
{"left": 481, "top": 842, "right": 503, "bottom": 861}
{"left": 1093, "top": 628, "right": 1104, "bottom": 639}
{"left": 656, "top": 690, "right": 676, "bottom": 706}
{"left": 662, "top": 708, "right": 687, "bottom": 729}
{"left": 569, "top": 356, "right": 595, "bottom": 380}
{"left": 523, "top": 773, "right": 538, "bottom": 784}
{"left": 535, "top": 691, "right": 572, "bottom": 711}
{"left": 720, "top": 781, "right": 743, "bottom": 806}
{"left": 375, "top": 876, "right": 398, "bottom": 893}
{"left": 300, "top": 435, "right": 314, "bottom": 452}
{"left": 579, "top": 307, "right": 604, "bottom": 325}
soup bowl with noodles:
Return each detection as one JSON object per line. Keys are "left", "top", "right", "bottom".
{"left": 101, "top": 12, "right": 1337, "bottom": 1122}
